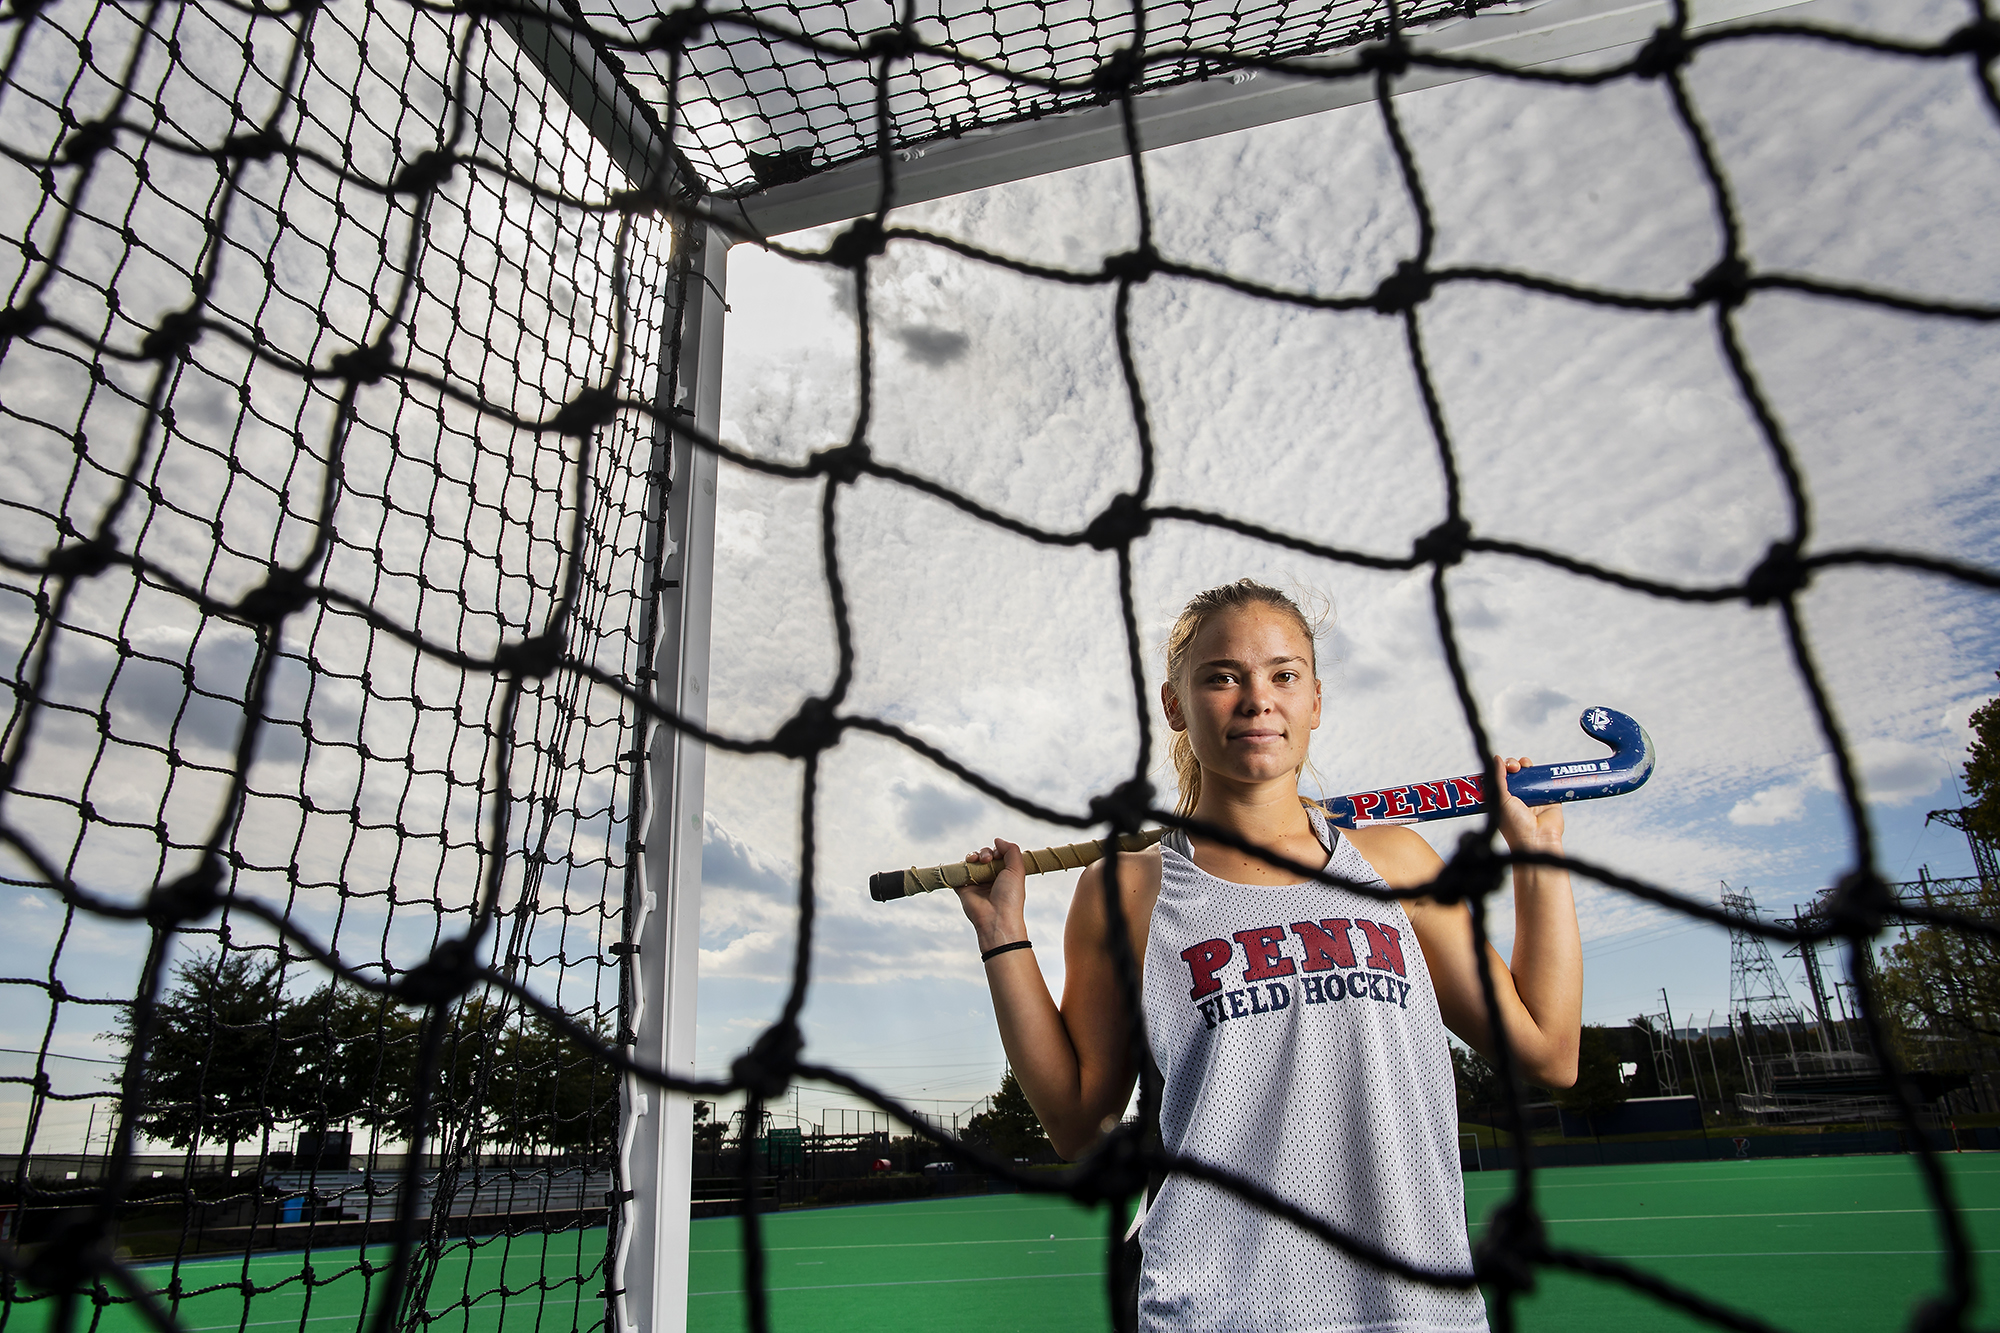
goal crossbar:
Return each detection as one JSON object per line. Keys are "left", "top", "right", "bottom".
{"left": 730, "top": 0, "right": 1818, "bottom": 237}
{"left": 503, "top": 0, "right": 1819, "bottom": 241}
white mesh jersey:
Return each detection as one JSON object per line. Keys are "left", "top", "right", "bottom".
{"left": 1138, "top": 806, "right": 1487, "bottom": 1333}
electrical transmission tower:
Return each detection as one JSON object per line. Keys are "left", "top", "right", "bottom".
{"left": 1723, "top": 883, "right": 1807, "bottom": 1062}
{"left": 1926, "top": 807, "right": 1999, "bottom": 888}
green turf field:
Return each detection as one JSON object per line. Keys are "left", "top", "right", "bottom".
{"left": 689, "top": 1193, "right": 1120, "bottom": 1333}
{"left": 686, "top": 1156, "right": 2000, "bottom": 1331}
{"left": 1462, "top": 1155, "right": 2000, "bottom": 1331}
{"left": 52, "top": 1228, "right": 609, "bottom": 1333}
{"left": 40, "top": 1154, "right": 2000, "bottom": 1332}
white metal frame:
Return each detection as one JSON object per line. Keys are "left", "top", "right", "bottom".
{"left": 616, "top": 220, "right": 726, "bottom": 1333}
{"left": 497, "top": 6, "right": 720, "bottom": 1333}
{"left": 498, "top": 0, "right": 1817, "bottom": 1329}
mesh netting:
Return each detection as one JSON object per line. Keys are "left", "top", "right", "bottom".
{"left": 0, "top": 0, "right": 674, "bottom": 1325}
{"left": 586, "top": 0, "right": 1476, "bottom": 193}
{"left": 2, "top": 0, "right": 1999, "bottom": 1331}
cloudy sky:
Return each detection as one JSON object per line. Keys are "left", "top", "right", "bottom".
{"left": 0, "top": 0, "right": 660, "bottom": 1154}
{"left": 691, "top": 0, "right": 2000, "bottom": 1124}
{"left": 0, "top": 0, "right": 1993, "bottom": 1157}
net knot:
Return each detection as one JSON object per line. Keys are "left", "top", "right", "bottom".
{"left": 645, "top": 4, "right": 707, "bottom": 51}
{"left": 147, "top": 854, "right": 224, "bottom": 927}
{"left": 771, "top": 696, "right": 843, "bottom": 758}
{"left": 220, "top": 128, "right": 284, "bottom": 161}
{"left": 1633, "top": 25, "right": 1691, "bottom": 79}
{"left": 141, "top": 307, "right": 205, "bottom": 360}
{"left": 747, "top": 147, "right": 818, "bottom": 189}
{"left": 237, "top": 565, "right": 313, "bottom": 625}
{"left": 394, "top": 936, "right": 481, "bottom": 1005}
{"left": 1430, "top": 831, "right": 1503, "bottom": 906}
{"left": 732, "top": 1020, "right": 802, "bottom": 1098}
{"left": 329, "top": 337, "right": 395, "bottom": 384}
{"left": 1091, "top": 46, "right": 1139, "bottom": 95}
{"left": 1691, "top": 256, "right": 1751, "bottom": 309}
{"left": 547, "top": 385, "right": 618, "bottom": 436}
{"left": 1743, "top": 539, "right": 1808, "bottom": 606}
{"left": 0, "top": 297, "right": 47, "bottom": 345}
{"left": 1089, "top": 778, "right": 1154, "bottom": 834}
{"left": 496, "top": 631, "right": 564, "bottom": 679}
{"left": 1472, "top": 1197, "right": 1544, "bottom": 1295}
{"left": 1412, "top": 516, "right": 1470, "bottom": 567}
{"left": 826, "top": 216, "right": 887, "bottom": 269}
{"left": 1825, "top": 869, "right": 1892, "bottom": 940}
{"left": 1084, "top": 492, "right": 1151, "bottom": 550}
{"left": 45, "top": 536, "right": 115, "bottom": 578}
{"left": 391, "top": 149, "right": 456, "bottom": 196}
{"left": 1100, "top": 247, "right": 1157, "bottom": 284}
{"left": 1945, "top": 17, "right": 2000, "bottom": 61}
{"left": 811, "top": 441, "right": 872, "bottom": 485}
{"left": 1357, "top": 38, "right": 1411, "bottom": 77}
{"left": 1370, "top": 260, "right": 1433, "bottom": 313}
{"left": 61, "top": 118, "right": 116, "bottom": 166}
{"left": 1068, "top": 1119, "right": 1151, "bottom": 1204}
{"left": 864, "top": 26, "right": 916, "bottom": 59}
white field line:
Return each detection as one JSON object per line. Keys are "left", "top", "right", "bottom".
{"left": 1473, "top": 1206, "right": 2000, "bottom": 1226}
{"left": 690, "top": 1199, "right": 1090, "bottom": 1223}
{"left": 1612, "top": 1249, "right": 2000, "bottom": 1259}
{"left": 690, "top": 1270, "right": 1104, "bottom": 1297}
{"left": 1464, "top": 1166, "right": 2000, "bottom": 1193}
{"left": 691, "top": 1236, "right": 1099, "bottom": 1253}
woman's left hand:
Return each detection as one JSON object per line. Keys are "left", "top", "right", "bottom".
{"left": 1493, "top": 755, "right": 1563, "bottom": 855}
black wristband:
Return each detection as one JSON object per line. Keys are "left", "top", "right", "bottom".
{"left": 980, "top": 939, "right": 1033, "bottom": 963}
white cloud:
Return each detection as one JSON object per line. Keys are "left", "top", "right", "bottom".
{"left": 1815, "top": 739, "right": 1949, "bottom": 808}
{"left": 1730, "top": 784, "right": 1810, "bottom": 827}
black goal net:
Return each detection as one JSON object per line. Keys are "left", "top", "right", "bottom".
{"left": 1, "top": 0, "right": 1997, "bottom": 1331}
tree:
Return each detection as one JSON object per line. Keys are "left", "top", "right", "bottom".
{"left": 504, "top": 1010, "right": 619, "bottom": 1157}
{"left": 407, "top": 1002, "right": 620, "bottom": 1158}
{"left": 1450, "top": 1042, "right": 1502, "bottom": 1123}
{"left": 1554, "top": 1025, "right": 1628, "bottom": 1137}
{"left": 1875, "top": 880, "right": 2000, "bottom": 1054}
{"left": 110, "top": 950, "right": 288, "bottom": 1174}
{"left": 1964, "top": 673, "right": 2000, "bottom": 846}
{"left": 692, "top": 1100, "right": 726, "bottom": 1152}
{"left": 963, "top": 1070, "right": 1048, "bottom": 1158}
{"left": 1879, "top": 674, "right": 2000, "bottom": 1065}
{"left": 279, "top": 981, "right": 422, "bottom": 1142}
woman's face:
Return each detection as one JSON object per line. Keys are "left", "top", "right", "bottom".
{"left": 1164, "top": 603, "right": 1321, "bottom": 790}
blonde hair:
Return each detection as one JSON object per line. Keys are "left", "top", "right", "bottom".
{"left": 1163, "top": 579, "right": 1324, "bottom": 818}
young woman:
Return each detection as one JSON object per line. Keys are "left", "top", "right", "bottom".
{"left": 955, "top": 579, "right": 1581, "bottom": 1332}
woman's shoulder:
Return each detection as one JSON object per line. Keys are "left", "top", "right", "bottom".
{"left": 1074, "top": 843, "right": 1163, "bottom": 891}
{"left": 1070, "top": 844, "right": 1163, "bottom": 923}
{"left": 1340, "top": 823, "right": 1445, "bottom": 890}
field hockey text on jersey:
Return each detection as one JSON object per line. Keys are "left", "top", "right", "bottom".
{"left": 1180, "top": 920, "right": 1412, "bottom": 1031}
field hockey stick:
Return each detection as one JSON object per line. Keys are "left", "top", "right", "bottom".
{"left": 868, "top": 705, "right": 1653, "bottom": 901}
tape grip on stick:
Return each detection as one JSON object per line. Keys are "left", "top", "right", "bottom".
{"left": 868, "top": 832, "right": 1165, "bottom": 901}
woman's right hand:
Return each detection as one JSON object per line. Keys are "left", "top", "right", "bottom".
{"left": 954, "top": 837, "right": 1030, "bottom": 954}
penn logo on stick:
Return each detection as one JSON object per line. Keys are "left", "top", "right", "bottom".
{"left": 869, "top": 706, "right": 1654, "bottom": 901}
